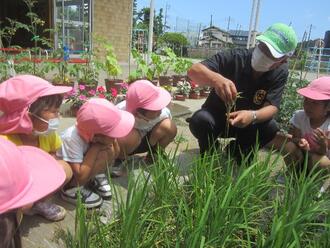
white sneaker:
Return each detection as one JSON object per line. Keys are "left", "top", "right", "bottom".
{"left": 61, "top": 186, "right": 103, "bottom": 209}
{"left": 91, "top": 174, "right": 112, "bottom": 199}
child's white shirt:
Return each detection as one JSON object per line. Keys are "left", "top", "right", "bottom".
{"left": 290, "top": 110, "right": 330, "bottom": 158}
{"left": 116, "top": 100, "right": 172, "bottom": 137}
{"left": 56, "top": 125, "right": 89, "bottom": 163}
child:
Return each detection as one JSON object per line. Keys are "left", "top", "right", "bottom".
{"left": 0, "top": 75, "right": 73, "bottom": 221}
{"left": 116, "top": 80, "right": 177, "bottom": 167}
{"left": 0, "top": 136, "right": 66, "bottom": 248}
{"left": 274, "top": 77, "right": 330, "bottom": 170}
{"left": 57, "top": 98, "right": 134, "bottom": 208}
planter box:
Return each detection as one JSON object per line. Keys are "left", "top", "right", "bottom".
{"left": 200, "top": 90, "right": 210, "bottom": 98}
{"left": 174, "top": 94, "right": 186, "bottom": 101}
{"left": 105, "top": 79, "right": 124, "bottom": 92}
{"left": 189, "top": 92, "right": 200, "bottom": 99}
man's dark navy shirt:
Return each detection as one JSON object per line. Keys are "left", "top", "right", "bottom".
{"left": 201, "top": 48, "right": 289, "bottom": 113}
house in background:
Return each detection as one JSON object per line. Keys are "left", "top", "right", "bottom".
{"left": 198, "top": 26, "right": 233, "bottom": 48}
{"left": 0, "top": 0, "right": 132, "bottom": 61}
{"left": 228, "top": 30, "right": 251, "bottom": 49}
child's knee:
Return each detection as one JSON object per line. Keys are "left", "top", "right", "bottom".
{"left": 58, "top": 160, "right": 73, "bottom": 184}
{"left": 154, "top": 119, "right": 177, "bottom": 139}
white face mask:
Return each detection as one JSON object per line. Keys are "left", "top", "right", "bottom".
{"left": 31, "top": 113, "right": 60, "bottom": 136}
{"left": 251, "top": 46, "right": 275, "bottom": 72}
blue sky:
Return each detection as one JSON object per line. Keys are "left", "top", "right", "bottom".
{"left": 137, "top": 0, "right": 330, "bottom": 41}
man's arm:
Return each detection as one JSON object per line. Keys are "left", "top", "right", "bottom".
{"left": 187, "top": 63, "right": 237, "bottom": 103}
{"left": 228, "top": 102, "right": 278, "bottom": 128}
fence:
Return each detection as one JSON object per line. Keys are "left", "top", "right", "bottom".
{"left": 304, "top": 47, "right": 330, "bottom": 75}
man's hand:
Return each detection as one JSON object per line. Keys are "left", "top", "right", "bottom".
{"left": 228, "top": 110, "right": 253, "bottom": 128}
{"left": 214, "top": 77, "right": 237, "bottom": 104}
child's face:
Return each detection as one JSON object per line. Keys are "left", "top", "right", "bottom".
{"left": 303, "top": 97, "right": 329, "bottom": 119}
{"left": 92, "top": 134, "right": 114, "bottom": 145}
{"left": 137, "top": 109, "right": 162, "bottom": 121}
{"left": 31, "top": 106, "right": 60, "bottom": 132}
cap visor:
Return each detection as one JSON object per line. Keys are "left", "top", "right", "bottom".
{"left": 297, "top": 88, "right": 330, "bottom": 100}
{"left": 41, "top": 86, "right": 73, "bottom": 97}
{"left": 9, "top": 146, "right": 65, "bottom": 210}
{"left": 143, "top": 88, "right": 172, "bottom": 111}
{"left": 256, "top": 36, "right": 284, "bottom": 59}
{"left": 107, "top": 110, "right": 135, "bottom": 138}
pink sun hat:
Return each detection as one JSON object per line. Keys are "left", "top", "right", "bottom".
{"left": 297, "top": 77, "right": 330, "bottom": 100}
{"left": 0, "top": 75, "right": 72, "bottom": 134}
{"left": 125, "top": 80, "right": 171, "bottom": 114}
{"left": 76, "top": 98, "right": 135, "bottom": 142}
{"left": 0, "top": 137, "right": 65, "bottom": 214}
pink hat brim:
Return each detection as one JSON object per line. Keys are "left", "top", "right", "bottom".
{"left": 8, "top": 146, "right": 65, "bottom": 211}
{"left": 297, "top": 88, "right": 330, "bottom": 100}
{"left": 106, "top": 110, "right": 135, "bottom": 138}
{"left": 142, "top": 87, "right": 171, "bottom": 111}
{"left": 40, "top": 86, "right": 72, "bottom": 97}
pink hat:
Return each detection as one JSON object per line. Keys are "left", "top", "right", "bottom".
{"left": 126, "top": 80, "right": 171, "bottom": 114}
{"left": 76, "top": 98, "right": 135, "bottom": 142}
{"left": 297, "top": 77, "right": 330, "bottom": 100}
{"left": 0, "top": 75, "right": 72, "bottom": 134}
{"left": 0, "top": 137, "right": 65, "bottom": 214}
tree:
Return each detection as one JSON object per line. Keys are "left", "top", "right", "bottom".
{"left": 158, "top": 32, "right": 189, "bottom": 56}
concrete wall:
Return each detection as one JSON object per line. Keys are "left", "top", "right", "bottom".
{"left": 93, "top": 0, "right": 132, "bottom": 62}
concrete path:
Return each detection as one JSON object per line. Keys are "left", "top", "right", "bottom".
{"left": 21, "top": 98, "right": 205, "bottom": 248}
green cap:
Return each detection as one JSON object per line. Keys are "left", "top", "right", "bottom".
{"left": 256, "top": 23, "right": 298, "bottom": 58}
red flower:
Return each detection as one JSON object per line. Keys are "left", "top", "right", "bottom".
{"left": 98, "top": 93, "right": 106, "bottom": 98}
{"left": 97, "top": 86, "right": 106, "bottom": 93}
{"left": 111, "top": 88, "right": 118, "bottom": 97}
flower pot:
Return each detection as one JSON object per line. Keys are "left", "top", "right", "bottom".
{"left": 78, "top": 80, "right": 98, "bottom": 92}
{"left": 159, "top": 76, "right": 173, "bottom": 86}
{"left": 105, "top": 79, "right": 124, "bottom": 92}
{"left": 189, "top": 92, "right": 200, "bottom": 99}
{"left": 174, "top": 94, "right": 186, "bottom": 101}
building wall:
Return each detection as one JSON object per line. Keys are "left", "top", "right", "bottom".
{"left": 93, "top": 0, "right": 132, "bottom": 62}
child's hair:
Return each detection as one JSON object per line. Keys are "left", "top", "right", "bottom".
{"left": 0, "top": 212, "right": 22, "bottom": 248}
{"left": 29, "top": 94, "right": 63, "bottom": 116}
{"left": 136, "top": 108, "right": 148, "bottom": 115}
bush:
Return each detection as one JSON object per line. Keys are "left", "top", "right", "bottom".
{"left": 158, "top": 32, "right": 189, "bottom": 56}
{"left": 276, "top": 75, "right": 309, "bottom": 131}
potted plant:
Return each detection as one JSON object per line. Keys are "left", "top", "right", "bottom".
{"left": 200, "top": 86, "right": 211, "bottom": 97}
{"left": 189, "top": 81, "right": 200, "bottom": 99}
{"left": 103, "top": 42, "right": 123, "bottom": 92}
{"left": 158, "top": 48, "right": 176, "bottom": 86}
{"left": 65, "top": 85, "right": 118, "bottom": 116}
{"left": 172, "top": 57, "right": 193, "bottom": 86}
{"left": 175, "top": 80, "right": 191, "bottom": 101}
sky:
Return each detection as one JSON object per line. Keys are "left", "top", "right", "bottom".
{"left": 137, "top": 0, "right": 330, "bottom": 41}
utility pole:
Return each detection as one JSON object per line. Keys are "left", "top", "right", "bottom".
{"left": 247, "top": 0, "right": 256, "bottom": 48}
{"left": 251, "top": 0, "right": 261, "bottom": 48}
{"left": 210, "top": 14, "right": 213, "bottom": 27}
{"left": 227, "top": 16, "right": 231, "bottom": 31}
{"left": 307, "top": 24, "right": 313, "bottom": 49}
{"left": 163, "top": 3, "right": 170, "bottom": 33}
{"left": 147, "top": 0, "right": 155, "bottom": 64}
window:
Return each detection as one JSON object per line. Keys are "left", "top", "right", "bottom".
{"left": 54, "top": 0, "right": 92, "bottom": 52}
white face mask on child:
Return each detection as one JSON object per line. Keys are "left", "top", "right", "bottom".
{"left": 251, "top": 45, "right": 275, "bottom": 72}
{"left": 31, "top": 113, "right": 60, "bottom": 136}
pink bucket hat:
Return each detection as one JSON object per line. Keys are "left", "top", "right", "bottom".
{"left": 297, "top": 77, "right": 330, "bottom": 100}
{"left": 0, "top": 75, "right": 72, "bottom": 134}
{"left": 0, "top": 137, "right": 65, "bottom": 214}
{"left": 125, "top": 80, "right": 171, "bottom": 114}
{"left": 76, "top": 98, "right": 135, "bottom": 142}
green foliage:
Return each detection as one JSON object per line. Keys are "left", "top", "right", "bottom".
{"left": 173, "top": 57, "right": 193, "bottom": 75}
{"left": 158, "top": 32, "right": 189, "bottom": 56}
{"left": 277, "top": 76, "right": 309, "bottom": 131}
{"left": 60, "top": 146, "right": 330, "bottom": 247}
{"left": 103, "top": 43, "right": 122, "bottom": 79}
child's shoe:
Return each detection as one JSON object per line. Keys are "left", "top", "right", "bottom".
{"left": 30, "top": 201, "right": 66, "bottom": 221}
{"left": 61, "top": 186, "right": 103, "bottom": 209}
{"left": 91, "top": 173, "right": 112, "bottom": 199}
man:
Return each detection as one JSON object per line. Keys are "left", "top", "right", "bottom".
{"left": 188, "top": 23, "right": 298, "bottom": 160}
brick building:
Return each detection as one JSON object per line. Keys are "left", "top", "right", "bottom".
{"left": 0, "top": 0, "right": 133, "bottom": 62}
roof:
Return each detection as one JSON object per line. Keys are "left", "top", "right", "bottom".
{"left": 228, "top": 30, "right": 250, "bottom": 37}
